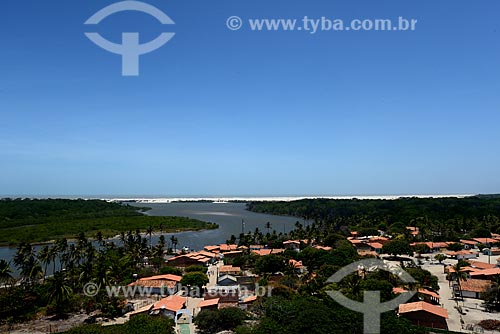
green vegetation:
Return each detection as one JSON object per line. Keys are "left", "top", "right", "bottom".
{"left": 0, "top": 199, "right": 217, "bottom": 245}
{"left": 65, "top": 314, "right": 174, "bottom": 334}
{"left": 194, "top": 307, "right": 247, "bottom": 334}
{"left": 382, "top": 240, "right": 413, "bottom": 257}
{"left": 0, "top": 228, "right": 193, "bottom": 326}
{"left": 247, "top": 196, "right": 500, "bottom": 241}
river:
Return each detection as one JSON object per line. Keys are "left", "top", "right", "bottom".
{"left": 0, "top": 202, "right": 303, "bottom": 264}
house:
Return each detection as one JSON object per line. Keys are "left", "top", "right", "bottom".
{"left": 456, "top": 279, "right": 493, "bottom": 299}
{"left": 251, "top": 248, "right": 285, "bottom": 256}
{"left": 128, "top": 274, "right": 182, "bottom": 295}
{"left": 470, "top": 268, "right": 500, "bottom": 280}
{"left": 205, "top": 288, "right": 239, "bottom": 304}
{"left": 446, "top": 250, "right": 479, "bottom": 260}
{"left": 460, "top": 240, "right": 478, "bottom": 249}
{"left": 398, "top": 301, "right": 448, "bottom": 330}
{"left": 411, "top": 242, "right": 449, "bottom": 253}
{"left": 204, "top": 245, "right": 220, "bottom": 253}
{"left": 150, "top": 295, "right": 187, "bottom": 320}
{"left": 166, "top": 251, "right": 217, "bottom": 268}
{"left": 393, "top": 287, "right": 440, "bottom": 305}
{"left": 219, "top": 265, "right": 241, "bottom": 276}
{"left": 406, "top": 226, "right": 419, "bottom": 236}
{"left": 237, "top": 275, "right": 258, "bottom": 291}
{"left": 368, "top": 236, "right": 390, "bottom": 245}
{"left": 239, "top": 295, "right": 257, "bottom": 310}
{"left": 283, "top": 240, "right": 301, "bottom": 251}
{"left": 313, "top": 245, "right": 332, "bottom": 251}
{"left": 197, "top": 298, "right": 219, "bottom": 311}
{"left": 357, "top": 250, "right": 379, "bottom": 258}
{"left": 219, "top": 250, "right": 243, "bottom": 259}
{"left": 219, "top": 244, "right": 239, "bottom": 252}
{"left": 217, "top": 274, "right": 239, "bottom": 286}
{"left": 367, "top": 242, "right": 383, "bottom": 254}
{"left": 483, "top": 247, "right": 500, "bottom": 256}
{"left": 468, "top": 260, "right": 497, "bottom": 270}
{"left": 289, "top": 259, "right": 306, "bottom": 273}
{"left": 472, "top": 238, "right": 498, "bottom": 245}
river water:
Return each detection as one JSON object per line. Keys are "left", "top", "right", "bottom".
{"left": 0, "top": 202, "right": 302, "bottom": 263}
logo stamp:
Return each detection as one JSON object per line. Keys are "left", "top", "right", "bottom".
{"left": 326, "top": 259, "right": 416, "bottom": 334}
{"left": 84, "top": 1, "right": 175, "bottom": 76}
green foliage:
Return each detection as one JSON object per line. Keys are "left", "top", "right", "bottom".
{"left": 194, "top": 307, "right": 247, "bottom": 334}
{"left": 382, "top": 240, "right": 413, "bottom": 257}
{"left": 405, "top": 267, "right": 440, "bottom": 291}
{"left": 447, "top": 243, "right": 464, "bottom": 251}
{"left": 185, "top": 265, "right": 205, "bottom": 273}
{"left": 413, "top": 244, "right": 431, "bottom": 255}
{"left": 65, "top": 314, "right": 175, "bottom": 334}
{"left": 248, "top": 196, "right": 500, "bottom": 242}
{"left": 434, "top": 254, "right": 447, "bottom": 263}
{"left": 180, "top": 271, "right": 208, "bottom": 288}
{"left": 242, "top": 294, "right": 419, "bottom": 334}
{"left": 254, "top": 254, "right": 286, "bottom": 275}
{"left": 159, "top": 266, "right": 182, "bottom": 276}
{"left": 0, "top": 199, "right": 217, "bottom": 245}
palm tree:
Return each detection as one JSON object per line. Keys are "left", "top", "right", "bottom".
{"left": 46, "top": 272, "right": 73, "bottom": 318}
{"left": 96, "top": 231, "right": 103, "bottom": 246}
{"left": 170, "top": 236, "right": 178, "bottom": 253}
{"left": 56, "top": 238, "right": 68, "bottom": 271}
{"left": 451, "top": 262, "right": 467, "bottom": 301}
{"left": 147, "top": 225, "right": 154, "bottom": 250}
{"left": 159, "top": 235, "right": 166, "bottom": 249}
{"left": 14, "top": 242, "right": 42, "bottom": 284}
{"left": 38, "top": 245, "right": 51, "bottom": 281}
{"left": 0, "top": 259, "right": 13, "bottom": 285}
{"left": 48, "top": 245, "right": 58, "bottom": 275}
{"left": 265, "top": 222, "right": 272, "bottom": 234}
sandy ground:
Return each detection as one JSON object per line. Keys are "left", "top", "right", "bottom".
{"left": 422, "top": 253, "right": 500, "bottom": 333}
{"left": 1, "top": 313, "right": 88, "bottom": 334}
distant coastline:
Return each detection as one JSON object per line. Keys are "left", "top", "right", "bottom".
{"left": 1, "top": 194, "right": 477, "bottom": 203}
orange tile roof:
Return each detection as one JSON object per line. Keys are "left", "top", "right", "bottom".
{"left": 198, "top": 298, "right": 219, "bottom": 308}
{"left": 220, "top": 265, "right": 241, "bottom": 273}
{"left": 289, "top": 259, "right": 304, "bottom": 268}
{"left": 152, "top": 295, "right": 186, "bottom": 312}
{"left": 242, "top": 295, "right": 257, "bottom": 303}
{"left": 128, "top": 274, "right": 182, "bottom": 288}
{"left": 314, "top": 245, "right": 332, "bottom": 251}
{"left": 459, "top": 279, "right": 493, "bottom": 293}
{"left": 368, "top": 242, "right": 383, "bottom": 249}
{"left": 252, "top": 249, "right": 271, "bottom": 256}
{"left": 460, "top": 239, "right": 478, "bottom": 245}
{"left": 369, "top": 236, "right": 389, "bottom": 241}
{"left": 393, "top": 287, "right": 407, "bottom": 294}
{"left": 220, "top": 244, "right": 238, "bottom": 252}
{"left": 470, "top": 268, "right": 500, "bottom": 277}
{"left": 283, "top": 240, "right": 301, "bottom": 245}
{"left": 357, "top": 250, "right": 378, "bottom": 257}
{"left": 473, "top": 238, "right": 497, "bottom": 244}
{"left": 393, "top": 287, "right": 440, "bottom": 299}
{"left": 398, "top": 302, "right": 448, "bottom": 319}
{"left": 140, "top": 274, "right": 182, "bottom": 282}
{"left": 469, "top": 261, "right": 497, "bottom": 270}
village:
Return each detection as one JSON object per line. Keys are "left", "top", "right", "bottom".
{"left": 107, "top": 227, "right": 500, "bottom": 334}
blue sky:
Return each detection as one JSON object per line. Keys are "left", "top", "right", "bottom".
{"left": 1, "top": 0, "right": 499, "bottom": 196}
